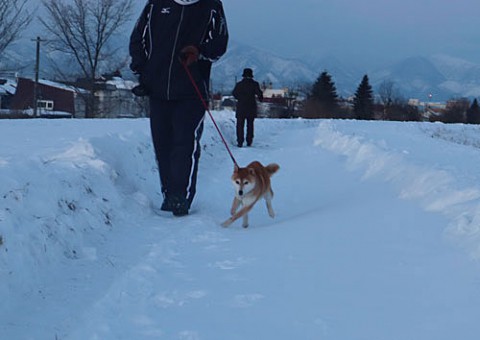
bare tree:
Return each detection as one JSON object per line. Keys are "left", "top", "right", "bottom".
{"left": 0, "top": 0, "right": 32, "bottom": 56}
{"left": 378, "top": 80, "right": 400, "bottom": 119}
{"left": 376, "top": 80, "right": 422, "bottom": 121}
{"left": 40, "top": 0, "right": 134, "bottom": 117}
{"left": 378, "top": 80, "right": 395, "bottom": 107}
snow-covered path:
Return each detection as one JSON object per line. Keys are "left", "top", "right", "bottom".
{"left": 1, "top": 116, "right": 480, "bottom": 339}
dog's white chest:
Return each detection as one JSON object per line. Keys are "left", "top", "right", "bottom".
{"left": 239, "top": 195, "right": 257, "bottom": 207}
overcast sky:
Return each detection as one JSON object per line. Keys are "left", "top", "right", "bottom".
{"left": 221, "top": 0, "right": 480, "bottom": 68}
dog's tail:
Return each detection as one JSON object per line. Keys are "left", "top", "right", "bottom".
{"left": 266, "top": 163, "right": 280, "bottom": 176}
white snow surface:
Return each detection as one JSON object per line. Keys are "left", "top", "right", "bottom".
{"left": 1, "top": 113, "right": 480, "bottom": 339}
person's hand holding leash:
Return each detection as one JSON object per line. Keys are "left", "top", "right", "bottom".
{"left": 180, "top": 45, "right": 199, "bottom": 66}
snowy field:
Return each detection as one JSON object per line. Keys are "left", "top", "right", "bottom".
{"left": 1, "top": 112, "right": 480, "bottom": 339}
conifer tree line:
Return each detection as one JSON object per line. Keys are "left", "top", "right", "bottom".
{"left": 303, "top": 70, "right": 480, "bottom": 124}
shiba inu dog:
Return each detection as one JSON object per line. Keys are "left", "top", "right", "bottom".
{"left": 221, "top": 161, "right": 280, "bottom": 228}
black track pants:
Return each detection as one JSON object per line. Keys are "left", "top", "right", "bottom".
{"left": 149, "top": 98, "right": 205, "bottom": 205}
{"left": 236, "top": 116, "right": 254, "bottom": 145}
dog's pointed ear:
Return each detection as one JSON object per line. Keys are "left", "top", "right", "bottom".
{"left": 248, "top": 167, "right": 255, "bottom": 175}
{"left": 234, "top": 164, "right": 239, "bottom": 173}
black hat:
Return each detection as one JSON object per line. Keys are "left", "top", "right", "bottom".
{"left": 242, "top": 68, "right": 254, "bottom": 78}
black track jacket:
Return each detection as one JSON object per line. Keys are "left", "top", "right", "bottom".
{"left": 232, "top": 78, "right": 264, "bottom": 118}
{"left": 129, "top": 0, "right": 228, "bottom": 100}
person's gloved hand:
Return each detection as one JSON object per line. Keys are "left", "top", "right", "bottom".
{"left": 180, "top": 45, "right": 199, "bottom": 66}
{"left": 132, "top": 73, "right": 149, "bottom": 97}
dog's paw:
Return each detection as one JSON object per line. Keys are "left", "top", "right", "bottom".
{"left": 268, "top": 210, "right": 275, "bottom": 218}
{"left": 242, "top": 223, "right": 249, "bottom": 228}
{"left": 221, "top": 219, "right": 232, "bottom": 228}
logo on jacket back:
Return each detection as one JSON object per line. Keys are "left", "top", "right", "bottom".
{"left": 161, "top": 7, "right": 170, "bottom": 14}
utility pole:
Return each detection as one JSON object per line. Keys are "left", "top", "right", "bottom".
{"left": 32, "top": 36, "right": 44, "bottom": 117}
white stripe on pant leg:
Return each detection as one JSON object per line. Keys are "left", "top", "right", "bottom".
{"left": 186, "top": 114, "right": 205, "bottom": 201}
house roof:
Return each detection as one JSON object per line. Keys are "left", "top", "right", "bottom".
{"left": 0, "top": 79, "right": 17, "bottom": 95}
{"left": 38, "top": 79, "right": 78, "bottom": 92}
{"left": 263, "top": 88, "right": 287, "bottom": 98}
{"left": 105, "top": 77, "right": 136, "bottom": 90}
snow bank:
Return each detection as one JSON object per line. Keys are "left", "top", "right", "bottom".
{"left": 314, "top": 120, "right": 480, "bottom": 259}
{"left": 0, "top": 127, "right": 158, "bottom": 312}
{"left": 0, "top": 113, "right": 237, "bottom": 316}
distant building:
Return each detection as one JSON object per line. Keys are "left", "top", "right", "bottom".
{"left": 262, "top": 88, "right": 288, "bottom": 101}
{"left": 10, "top": 74, "right": 146, "bottom": 118}
{"left": 220, "top": 96, "right": 236, "bottom": 111}
{"left": 73, "top": 72, "right": 147, "bottom": 118}
{"left": 0, "top": 78, "right": 16, "bottom": 110}
{"left": 10, "top": 78, "right": 81, "bottom": 118}
{"left": 408, "top": 98, "right": 446, "bottom": 119}
{"left": 96, "top": 74, "right": 145, "bottom": 118}
{"left": 258, "top": 87, "right": 301, "bottom": 118}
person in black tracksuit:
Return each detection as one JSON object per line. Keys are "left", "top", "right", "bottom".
{"left": 129, "top": 0, "right": 228, "bottom": 216}
{"left": 232, "top": 68, "right": 263, "bottom": 147}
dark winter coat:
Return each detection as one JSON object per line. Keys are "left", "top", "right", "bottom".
{"left": 129, "top": 0, "right": 228, "bottom": 100}
{"left": 232, "top": 78, "right": 264, "bottom": 118}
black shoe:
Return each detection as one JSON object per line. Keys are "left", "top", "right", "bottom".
{"left": 247, "top": 142, "right": 252, "bottom": 147}
{"left": 237, "top": 142, "right": 243, "bottom": 147}
{"left": 170, "top": 195, "right": 189, "bottom": 217}
{"left": 160, "top": 197, "right": 174, "bottom": 212}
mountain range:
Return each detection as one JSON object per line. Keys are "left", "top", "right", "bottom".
{"left": 212, "top": 42, "right": 480, "bottom": 101}
{"left": 2, "top": 39, "right": 480, "bottom": 102}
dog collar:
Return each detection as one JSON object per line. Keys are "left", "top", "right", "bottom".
{"left": 173, "top": 0, "right": 200, "bottom": 5}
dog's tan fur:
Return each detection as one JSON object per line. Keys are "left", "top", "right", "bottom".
{"left": 221, "top": 161, "right": 279, "bottom": 228}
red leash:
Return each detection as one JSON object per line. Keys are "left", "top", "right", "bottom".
{"left": 181, "top": 60, "right": 239, "bottom": 167}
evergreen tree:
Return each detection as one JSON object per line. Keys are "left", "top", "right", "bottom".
{"left": 308, "top": 71, "right": 339, "bottom": 117}
{"left": 466, "top": 98, "right": 480, "bottom": 124}
{"left": 353, "top": 75, "right": 374, "bottom": 120}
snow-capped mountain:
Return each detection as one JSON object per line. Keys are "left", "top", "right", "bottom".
{"left": 370, "top": 56, "right": 450, "bottom": 101}
{"left": 369, "top": 55, "right": 480, "bottom": 101}
{"left": 213, "top": 43, "right": 480, "bottom": 101}
{"left": 211, "top": 42, "right": 361, "bottom": 97}
{"left": 430, "top": 54, "right": 480, "bottom": 99}
{"left": 211, "top": 42, "right": 317, "bottom": 93}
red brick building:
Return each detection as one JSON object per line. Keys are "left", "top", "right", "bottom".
{"left": 11, "top": 78, "right": 77, "bottom": 116}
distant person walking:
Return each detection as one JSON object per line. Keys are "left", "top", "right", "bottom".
{"left": 232, "top": 68, "right": 263, "bottom": 147}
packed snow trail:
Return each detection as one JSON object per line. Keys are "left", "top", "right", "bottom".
{"left": 1, "top": 117, "right": 480, "bottom": 339}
